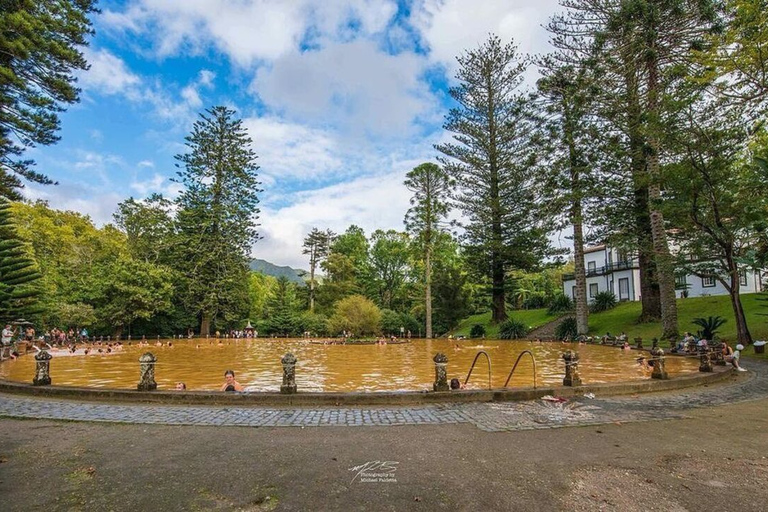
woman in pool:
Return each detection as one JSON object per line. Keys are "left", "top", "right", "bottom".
{"left": 220, "top": 369, "right": 244, "bottom": 392}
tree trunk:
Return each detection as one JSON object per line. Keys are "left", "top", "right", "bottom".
{"left": 726, "top": 255, "right": 753, "bottom": 345}
{"left": 200, "top": 313, "right": 211, "bottom": 337}
{"left": 649, "top": 199, "right": 679, "bottom": 338}
{"left": 114, "top": 326, "right": 123, "bottom": 338}
{"left": 645, "top": 43, "right": 678, "bottom": 339}
{"left": 572, "top": 216, "right": 589, "bottom": 335}
{"left": 425, "top": 245, "right": 432, "bottom": 339}
{"left": 625, "top": 59, "right": 661, "bottom": 322}
{"left": 566, "top": 106, "right": 589, "bottom": 335}
{"left": 491, "top": 255, "right": 507, "bottom": 324}
{"left": 309, "top": 262, "right": 316, "bottom": 313}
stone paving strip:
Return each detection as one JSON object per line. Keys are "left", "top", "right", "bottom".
{"left": 0, "top": 360, "right": 765, "bottom": 432}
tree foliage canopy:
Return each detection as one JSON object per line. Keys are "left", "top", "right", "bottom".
{"left": 0, "top": 0, "right": 97, "bottom": 199}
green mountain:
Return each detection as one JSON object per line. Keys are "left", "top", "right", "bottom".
{"left": 249, "top": 259, "right": 307, "bottom": 285}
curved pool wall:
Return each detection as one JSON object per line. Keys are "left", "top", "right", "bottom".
{"left": 0, "top": 365, "right": 736, "bottom": 406}
{"left": 0, "top": 338, "right": 701, "bottom": 393}
{"left": 0, "top": 337, "right": 733, "bottom": 406}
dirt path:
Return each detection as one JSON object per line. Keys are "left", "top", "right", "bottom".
{"left": 1, "top": 397, "right": 767, "bottom": 511}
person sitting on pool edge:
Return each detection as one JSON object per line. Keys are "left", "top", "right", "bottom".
{"left": 450, "top": 378, "right": 464, "bottom": 390}
{"left": 220, "top": 369, "right": 245, "bottom": 392}
{"left": 726, "top": 344, "right": 748, "bottom": 372}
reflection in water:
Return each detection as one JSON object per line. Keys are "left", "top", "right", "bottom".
{"left": 0, "top": 339, "right": 699, "bottom": 392}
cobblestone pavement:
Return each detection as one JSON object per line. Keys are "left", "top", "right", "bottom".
{"left": 0, "top": 360, "right": 765, "bottom": 432}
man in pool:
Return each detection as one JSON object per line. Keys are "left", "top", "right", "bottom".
{"left": 220, "top": 370, "right": 244, "bottom": 392}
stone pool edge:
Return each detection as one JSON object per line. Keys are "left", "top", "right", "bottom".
{"left": 0, "top": 366, "right": 742, "bottom": 406}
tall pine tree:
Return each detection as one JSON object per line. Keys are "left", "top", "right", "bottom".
{"left": 0, "top": 197, "right": 42, "bottom": 320}
{"left": 404, "top": 162, "right": 453, "bottom": 338}
{"left": 174, "top": 106, "right": 262, "bottom": 335}
{"left": 0, "top": 0, "right": 97, "bottom": 199}
{"left": 436, "top": 35, "right": 551, "bottom": 323}
{"left": 302, "top": 228, "right": 334, "bottom": 313}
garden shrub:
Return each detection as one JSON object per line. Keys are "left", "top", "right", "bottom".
{"left": 521, "top": 292, "right": 547, "bottom": 310}
{"left": 547, "top": 294, "right": 573, "bottom": 314}
{"left": 498, "top": 318, "right": 528, "bottom": 339}
{"left": 589, "top": 291, "right": 617, "bottom": 313}
{"left": 554, "top": 316, "right": 578, "bottom": 340}
{"left": 692, "top": 315, "right": 727, "bottom": 340}
{"left": 470, "top": 324, "right": 486, "bottom": 338}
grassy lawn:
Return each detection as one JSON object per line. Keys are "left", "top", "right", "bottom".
{"left": 450, "top": 293, "right": 768, "bottom": 359}
{"left": 587, "top": 293, "right": 768, "bottom": 343}
{"left": 451, "top": 309, "right": 559, "bottom": 338}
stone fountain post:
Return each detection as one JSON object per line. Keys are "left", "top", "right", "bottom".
{"left": 32, "top": 349, "right": 52, "bottom": 386}
{"left": 137, "top": 352, "right": 157, "bottom": 391}
{"left": 650, "top": 341, "right": 669, "bottom": 380}
{"left": 433, "top": 353, "right": 449, "bottom": 391}
{"left": 281, "top": 353, "right": 298, "bottom": 394}
{"left": 699, "top": 350, "right": 714, "bottom": 372}
{"left": 562, "top": 350, "right": 582, "bottom": 386}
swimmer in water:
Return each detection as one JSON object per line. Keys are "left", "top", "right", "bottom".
{"left": 220, "top": 369, "right": 244, "bottom": 392}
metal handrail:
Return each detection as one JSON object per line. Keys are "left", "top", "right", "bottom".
{"left": 464, "top": 350, "right": 492, "bottom": 389}
{"left": 503, "top": 350, "right": 537, "bottom": 389}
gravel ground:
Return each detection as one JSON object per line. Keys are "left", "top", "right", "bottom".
{"left": 1, "top": 396, "right": 768, "bottom": 511}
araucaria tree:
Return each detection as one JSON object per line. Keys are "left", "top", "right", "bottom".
{"left": 536, "top": 59, "right": 597, "bottom": 335}
{"left": 0, "top": 0, "right": 97, "bottom": 199}
{"left": 174, "top": 106, "right": 262, "bottom": 335}
{"left": 0, "top": 197, "right": 42, "bottom": 320}
{"left": 303, "top": 228, "right": 334, "bottom": 313}
{"left": 437, "top": 35, "right": 551, "bottom": 323}
{"left": 404, "top": 162, "right": 452, "bottom": 338}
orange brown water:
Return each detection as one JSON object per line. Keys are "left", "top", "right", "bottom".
{"left": 0, "top": 339, "right": 700, "bottom": 392}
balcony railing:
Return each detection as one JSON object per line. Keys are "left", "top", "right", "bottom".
{"left": 562, "top": 260, "right": 637, "bottom": 282}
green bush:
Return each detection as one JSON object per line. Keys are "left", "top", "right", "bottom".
{"left": 470, "top": 324, "right": 486, "bottom": 338}
{"left": 521, "top": 292, "right": 547, "bottom": 310}
{"left": 498, "top": 318, "right": 528, "bottom": 339}
{"left": 590, "top": 291, "right": 617, "bottom": 313}
{"left": 692, "top": 315, "right": 727, "bottom": 340}
{"left": 328, "top": 295, "right": 382, "bottom": 336}
{"left": 296, "top": 312, "right": 329, "bottom": 336}
{"left": 555, "top": 317, "right": 578, "bottom": 340}
{"left": 547, "top": 294, "right": 573, "bottom": 314}
{"left": 380, "top": 309, "right": 402, "bottom": 335}
{"left": 380, "top": 309, "right": 420, "bottom": 337}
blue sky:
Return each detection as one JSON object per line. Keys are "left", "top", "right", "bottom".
{"left": 25, "top": 0, "right": 562, "bottom": 268}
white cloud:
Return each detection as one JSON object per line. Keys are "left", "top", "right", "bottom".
{"left": 255, "top": 170, "right": 414, "bottom": 268}
{"left": 79, "top": 48, "right": 141, "bottom": 95}
{"left": 23, "top": 183, "right": 124, "bottom": 227}
{"left": 102, "top": 0, "right": 403, "bottom": 67}
{"left": 412, "top": 0, "right": 560, "bottom": 74}
{"left": 243, "top": 117, "right": 343, "bottom": 182}
{"left": 198, "top": 69, "right": 216, "bottom": 88}
{"left": 253, "top": 40, "right": 437, "bottom": 136}
{"left": 130, "top": 173, "right": 183, "bottom": 199}
{"left": 180, "top": 85, "right": 202, "bottom": 109}
{"left": 102, "top": 0, "right": 307, "bottom": 65}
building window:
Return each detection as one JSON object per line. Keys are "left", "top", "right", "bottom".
{"left": 589, "top": 283, "right": 598, "bottom": 298}
{"left": 675, "top": 275, "right": 687, "bottom": 289}
{"left": 740, "top": 271, "right": 747, "bottom": 287}
{"left": 617, "top": 250, "right": 629, "bottom": 264}
{"left": 619, "top": 278, "right": 629, "bottom": 300}
{"left": 587, "top": 261, "right": 596, "bottom": 275}
{"left": 702, "top": 276, "right": 716, "bottom": 288}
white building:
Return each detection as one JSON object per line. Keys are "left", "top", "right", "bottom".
{"left": 562, "top": 245, "right": 764, "bottom": 302}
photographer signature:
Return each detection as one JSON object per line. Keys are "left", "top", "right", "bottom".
{"left": 348, "top": 460, "right": 399, "bottom": 483}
